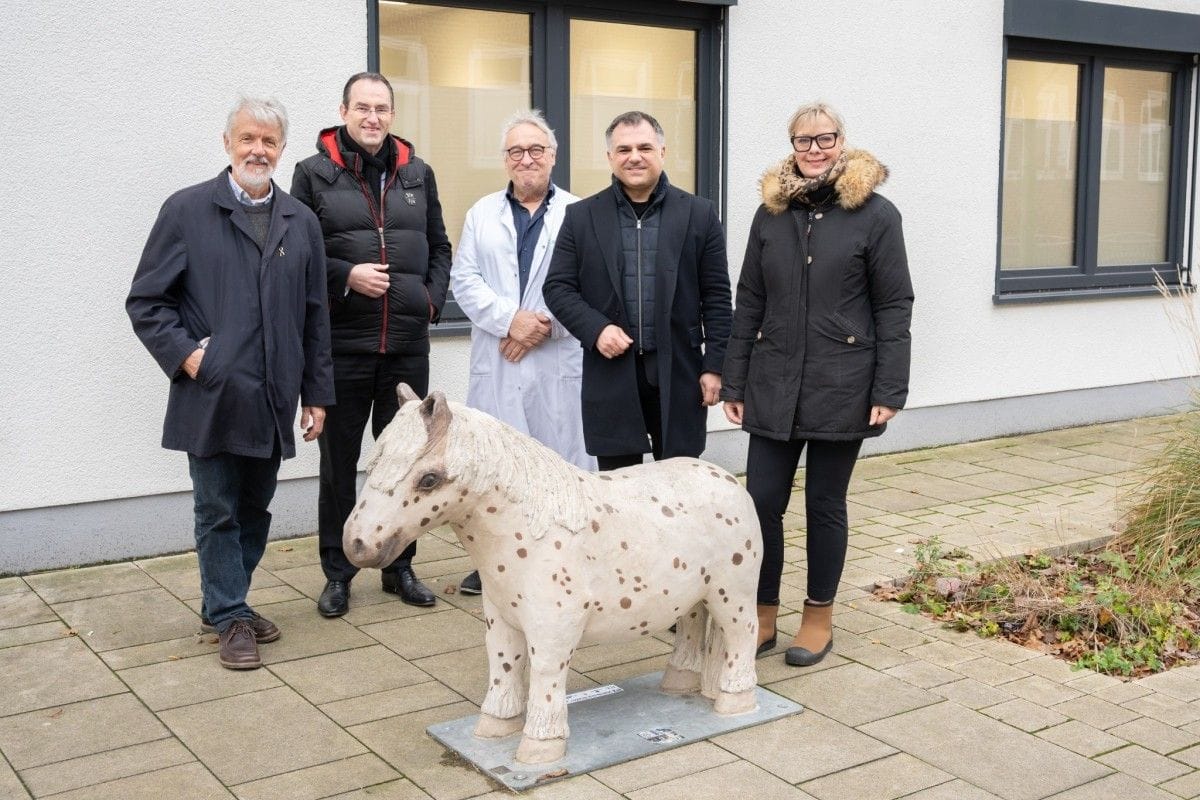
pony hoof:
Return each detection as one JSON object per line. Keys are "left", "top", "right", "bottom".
{"left": 660, "top": 665, "right": 701, "bottom": 695}
{"left": 516, "top": 736, "right": 566, "bottom": 764}
{"left": 474, "top": 713, "right": 524, "bottom": 738}
{"left": 714, "top": 689, "right": 758, "bottom": 716}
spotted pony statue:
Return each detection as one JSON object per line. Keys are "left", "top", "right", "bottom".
{"left": 344, "top": 385, "right": 762, "bottom": 764}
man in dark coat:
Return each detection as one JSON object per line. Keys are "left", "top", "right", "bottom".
{"left": 543, "top": 111, "right": 732, "bottom": 469}
{"left": 291, "top": 72, "right": 452, "bottom": 616}
{"left": 127, "top": 95, "right": 334, "bottom": 670}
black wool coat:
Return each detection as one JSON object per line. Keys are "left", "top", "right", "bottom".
{"left": 291, "top": 127, "right": 452, "bottom": 356}
{"left": 720, "top": 150, "right": 913, "bottom": 441}
{"left": 127, "top": 171, "right": 335, "bottom": 459}
{"left": 543, "top": 176, "right": 733, "bottom": 458}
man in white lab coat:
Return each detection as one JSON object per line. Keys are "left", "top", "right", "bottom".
{"left": 451, "top": 110, "right": 595, "bottom": 594}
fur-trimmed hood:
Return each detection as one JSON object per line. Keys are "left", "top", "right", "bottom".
{"left": 760, "top": 149, "right": 889, "bottom": 215}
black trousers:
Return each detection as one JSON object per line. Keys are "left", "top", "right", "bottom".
{"left": 746, "top": 434, "right": 862, "bottom": 605}
{"left": 597, "top": 352, "right": 671, "bottom": 471}
{"left": 318, "top": 352, "right": 429, "bottom": 582}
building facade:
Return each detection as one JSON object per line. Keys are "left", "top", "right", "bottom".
{"left": 1, "top": 0, "right": 1197, "bottom": 571}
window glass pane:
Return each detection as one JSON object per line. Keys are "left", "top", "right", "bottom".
{"left": 379, "top": 2, "right": 531, "bottom": 248}
{"left": 1001, "top": 59, "right": 1079, "bottom": 270}
{"left": 1097, "top": 67, "right": 1171, "bottom": 266}
{"left": 569, "top": 20, "right": 696, "bottom": 198}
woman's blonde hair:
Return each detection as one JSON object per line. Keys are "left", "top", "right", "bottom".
{"left": 787, "top": 101, "right": 846, "bottom": 139}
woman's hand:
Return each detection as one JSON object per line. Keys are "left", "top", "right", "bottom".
{"left": 870, "top": 405, "right": 898, "bottom": 426}
{"left": 723, "top": 400, "right": 744, "bottom": 425}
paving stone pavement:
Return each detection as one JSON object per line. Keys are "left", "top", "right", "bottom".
{"left": 5, "top": 415, "right": 1200, "bottom": 799}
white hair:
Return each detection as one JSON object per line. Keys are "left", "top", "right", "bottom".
{"left": 225, "top": 93, "right": 288, "bottom": 144}
{"left": 500, "top": 109, "right": 558, "bottom": 151}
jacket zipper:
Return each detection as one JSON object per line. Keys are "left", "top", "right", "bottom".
{"left": 351, "top": 169, "right": 399, "bottom": 354}
{"left": 636, "top": 216, "right": 644, "bottom": 355}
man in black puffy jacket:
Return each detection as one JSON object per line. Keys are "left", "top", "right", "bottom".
{"left": 292, "top": 72, "right": 452, "bottom": 617}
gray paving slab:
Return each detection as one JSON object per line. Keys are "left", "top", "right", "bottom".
{"left": 771, "top": 662, "right": 940, "bottom": 727}
{"left": 24, "top": 562, "right": 158, "bottom": 604}
{"left": 1108, "top": 716, "right": 1200, "bottom": 755}
{"left": 17, "top": 737, "right": 194, "bottom": 797}
{"left": 120, "top": 650, "right": 282, "bottom": 711}
{"left": 0, "top": 692, "right": 170, "bottom": 770}
{"left": 40, "top": 762, "right": 234, "bottom": 800}
{"left": 1160, "top": 770, "right": 1200, "bottom": 800}
{"left": 51, "top": 587, "right": 198, "bottom": 651}
{"left": 624, "top": 759, "right": 816, "bottom": 800}
{"left": 230, "top": 753, "right": 401, "bottom": 800}
{"left": 159, "top": 685, "right": 367, "bottom": 785}
{"left": 859, "top": 702, "right": 1111, "bottom": 800}
{"left": 1096, "top": 744, "right": 1192, "bottom": 784}
{"left": 1036, "top": 719, "right": 1128, "bottom": 757}
{"left": 0, "top": 636, "right": 126, "bottom": 716}
{"left": 590, "top": 741, "right": 739, "bottom": 794}
{"left": 0, "top": 589, "right": 56, "bottom": 630}
{"left": 799, "top": 753, "right": 953, "bottom": 800}
{"left": 0, "top": 751, "right": 30, "bottom": 800}
{"left": 713, "top": 709, "right": 895, "bottom": 784}
{"left": 266, "top": 643, "right": 430, "bottom": 706}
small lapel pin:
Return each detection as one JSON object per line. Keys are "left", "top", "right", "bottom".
{"left": 277, "top": 245, "right": 285, "bottom": 257}
{"left": 404, "top": 191, "right": 416, "bottom": 206}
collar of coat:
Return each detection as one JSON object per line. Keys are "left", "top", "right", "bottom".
{"left": 760, "top": 148, "right": 888, "bottom": 215}
{"left": 315, "top": 125, "right": 413, "bottom": 173}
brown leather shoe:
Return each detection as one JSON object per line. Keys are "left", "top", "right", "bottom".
{"left": 218, "top": 619, "right": 262, "bottom": 669}
{"left": 200, "top": 612, "right": 280, "bottom": 643}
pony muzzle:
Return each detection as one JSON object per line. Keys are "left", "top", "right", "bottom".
{"left": 343, "top": 520, "right": 410, "bottom": 569}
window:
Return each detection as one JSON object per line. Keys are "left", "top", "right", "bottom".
{"left": 371, "top": 0, "right": 729, "bottom": 329}
{"left": 997, "top": 0, "right": 1199, "bottom": 301}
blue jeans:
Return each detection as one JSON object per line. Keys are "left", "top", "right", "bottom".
{"left": 188, "top": 446, "right": 281, "bottom": 633}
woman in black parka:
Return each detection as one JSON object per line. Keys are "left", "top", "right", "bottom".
{"left": 721, "top": 102, "right": 913, "bottom": 667}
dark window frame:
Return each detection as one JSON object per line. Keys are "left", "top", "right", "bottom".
{"left": 368, "top": 0, "right": 728, "bottom": 331}
{"left": 996, "top": 0, "right": 1200, "bottom": 303}
{"left": 996, "top": 39, "right": 1193, "bottom": 301}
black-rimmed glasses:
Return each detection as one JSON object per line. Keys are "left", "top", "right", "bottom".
{"left": 505, "top": 145, "right": 548, "bottom": 161}
{"left": 791, "top": 132, "right": 839, "bottom": 152}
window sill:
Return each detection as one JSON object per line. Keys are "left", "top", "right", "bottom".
{"left": 430, "top": 320, "right": 472, "bottom": 338}
{"left": 993, "top": 283, "right": 1192, "bottom": 305}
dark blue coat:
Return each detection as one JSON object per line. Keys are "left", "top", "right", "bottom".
{"left": 543, "top": 175, "right": 733, "bottom": 459}
{"left": 127, "top": 170, "right": 335, "bottom": 459}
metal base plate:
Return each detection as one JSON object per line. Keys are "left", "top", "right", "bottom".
{"left": 426, "top": 671, "right": 803, "bottom": 792}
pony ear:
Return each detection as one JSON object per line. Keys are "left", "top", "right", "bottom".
{"left": 396, "top": 383, "right": 421, "bottom": 405}
{"left": 419, "top": 391, "right": 452, "bottom": 440}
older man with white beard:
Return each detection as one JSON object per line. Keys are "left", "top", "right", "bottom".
{"left": 450, "top": 110, "right": 594, "bottom": 595}
{"left": 127, "top": 94, "right": 334, "bottom": 670}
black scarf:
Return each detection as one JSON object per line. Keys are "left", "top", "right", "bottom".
{"left": 338, "top": 127, "right": 395, "bottom": 205}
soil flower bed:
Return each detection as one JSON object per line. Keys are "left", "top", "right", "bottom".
{"left": 873, "top": 538, "right": 1200, "bottom": 678}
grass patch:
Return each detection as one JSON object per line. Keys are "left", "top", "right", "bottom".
{"left": 874, "top": 537, "right": 1200, "bottom": 678}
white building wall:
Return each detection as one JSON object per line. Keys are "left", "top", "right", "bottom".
{"left": 1, "top": 0, "right": 1197, "bottom": 571}
{"left": 727, "top": 0, "right": 1199, "bottom": 418}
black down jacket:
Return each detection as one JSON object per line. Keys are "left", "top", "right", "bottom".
{"left": 291, "top": 127, "right": 451, "bottom": 356}
{"left": 720, "top": 149, "right": 913, "bottom": 441}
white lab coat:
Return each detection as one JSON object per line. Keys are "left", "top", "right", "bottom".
{"left": 451, "top": 186, "right": 595, "bottom": 471}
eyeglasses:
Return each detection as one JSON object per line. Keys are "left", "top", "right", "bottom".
{"left": 791, "top": 132, "right": 839, "bottom": 152}
{"left": 505, "top": 145, "right": 549, "bottom": 162}
{"left": 351, "top": 104, "right": 393, "bottom": 118}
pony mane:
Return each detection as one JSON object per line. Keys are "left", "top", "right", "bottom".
{"left": 443, "top": 404, "right": 592, "bottom": 538}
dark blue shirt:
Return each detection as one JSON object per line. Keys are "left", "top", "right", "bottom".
{"left": 506, "top": 183, "right": 555, "bottom": 299}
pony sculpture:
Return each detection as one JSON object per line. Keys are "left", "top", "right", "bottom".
{"left": 344, "top": 385, "right": 762, "bottom": 764}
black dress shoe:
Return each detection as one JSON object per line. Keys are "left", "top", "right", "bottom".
{"left": 383, "top": 566, "right": 436, "bottom": 607}
{"left": 318, "top": 580, "right": 350, "bottom": 617}
{"left": 459, "top": 570, "right": 482, "bottom": 595}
